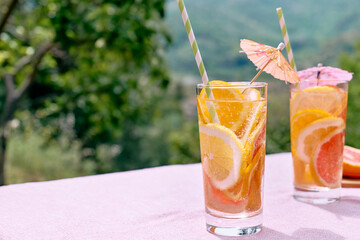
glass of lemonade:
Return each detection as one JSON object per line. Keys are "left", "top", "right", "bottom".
{"left": 289, "top": 79, "right": 348, "bottom": 204}
{"left": 196, "top": 81, "right": 267, "bottom": 236}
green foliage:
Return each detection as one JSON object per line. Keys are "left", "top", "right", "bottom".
{"left": 265, "top": 79, "right": 291, "bottom": 153}
{"left": 340, "top": 40, "right": 360, "bottom": 148}
{"left": 7, "top": 128, "right": 94, "bottom": 184}
{"left": 47, "top": 0, "right": 173, "bottom": 173}
{"left": 1, "top": 0, "right": 191, "bottom": 182}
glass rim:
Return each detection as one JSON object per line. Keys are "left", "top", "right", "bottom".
{"left": 197, "top": 81, "right": 267, "bottom": 89}
{"left": 290, "top": 79, "right": 350, "bottom": 85}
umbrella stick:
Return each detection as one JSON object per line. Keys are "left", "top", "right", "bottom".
{"left": 316, "top": 63, "right": 323, "bottom": 86}
{"left": 250, "top": 59, "right": 271, "bottom": 84}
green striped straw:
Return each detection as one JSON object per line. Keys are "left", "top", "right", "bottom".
{"left": 276, "top": 7, "right": 297, "bottom": 71}
{"left": 177, "top": 0, "right": 219, "bottom": 123}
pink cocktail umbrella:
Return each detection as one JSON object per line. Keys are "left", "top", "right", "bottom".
{"left": 240, "top": 39, "right": 300, "bottom": 84}
{"left": 298, "top": 64, "right": 353, "bottom": 82}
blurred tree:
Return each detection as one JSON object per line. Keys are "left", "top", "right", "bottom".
{"left": 0, "top": 0, "right": 171, "bottom": 185}
{"left": 340, "top": 40, "right": 360, "bottom": 148}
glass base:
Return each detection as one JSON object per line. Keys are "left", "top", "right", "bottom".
{"left": 205, "top": 211, "right": 262, "bottom": 237}
{"left": 294, "top": 186, "right": 340, "bottom": 204}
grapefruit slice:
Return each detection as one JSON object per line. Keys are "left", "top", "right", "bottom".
{"left": 313, "top": 130, "right": 344, "bottom": 188}
{"left": 343, "top": 145, "right": 360, "bottom": 178}
{"left": 296, "top": 117, "right": 345, "bottom": 163}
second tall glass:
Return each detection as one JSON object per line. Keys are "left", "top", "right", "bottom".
{"left": 289, "top": 80, "right": 348, "bottom": 204}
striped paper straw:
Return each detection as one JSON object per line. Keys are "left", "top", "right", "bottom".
{"left": 177, "top": 0, "right": 219, "bottom": 123}
{"left": 276, "top": 7, "right": 297, "bottom": 71}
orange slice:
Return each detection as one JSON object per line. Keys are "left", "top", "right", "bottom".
{"left": 223, "top": 144, "right": 265, "bottom": 201}
{"left": 313, "top": 130, "right": 344, "bottom": 188}
{"left": 236, "top": 101, "right": 265, "bottom": 146}
{"left": 290, "top": 86, "right": 346, "bottom": 117}
{"left": 245, "top": 115, "right": 266, "bottom": 158}
{"left": 291, "top": 109, "right": 332, "bottom": 150}
{"left": 221, "top": 105, "right": 266, "bottom": 201}
{"left": 198, "top": 81, "right": 249, "bottom": 132}
{"left": 343, "top": 146, "right": 360, "bottom": 178}
{"left": 196, "top": 96, "right": 209, "bottom": 124}
{"left": 295, "top": 117, "right": 345, "bottom": 163}
{"left": 232, "top": 85, "right": 265, "bottom": 146}
{"left": 245, "top": 145, "right": 265, "bottom": 212}
{"left": 222, "top": 106, "right": 266, "bottom": 201}
{"left": 199, "top": 123, "right": 245, "bottom": 190}
{"left": 291, "top": 109, "right": 332, "bottom": 137}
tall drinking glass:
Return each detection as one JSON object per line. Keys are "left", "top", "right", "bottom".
{"left": 196, "top": 81, "right": 267, "bottom": 236}
{"left": 289, "top": 79, "right": 348, "bottom": 204}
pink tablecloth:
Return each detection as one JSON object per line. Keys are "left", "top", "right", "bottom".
{"left": 0, "top": 152, "right": 359, "bottom": 240}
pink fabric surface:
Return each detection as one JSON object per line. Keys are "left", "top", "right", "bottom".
{"left": 0, "top": 152, "right": 359, "bottom": 239}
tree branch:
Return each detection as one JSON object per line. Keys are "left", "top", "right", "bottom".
{"left": 3, "top": 74, "right": 15, "bottom": 99}
{"left": 16, "top": 42, "right": 57, "bottom": 98}
{"left": 13, "top": 54, "right": 35, "bottom": 76}
{"left": 0, "top": 0, "right": 18, "bottom": 34}
{"left": 0, "top": 41, "right": 56, "bottom": 126}
{"left": 0, "top": 74, "right": 17, "bottom": 127}
{"left": 13, "top": 42, "right": 58, "bottom": 76}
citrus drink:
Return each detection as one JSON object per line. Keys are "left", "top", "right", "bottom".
{"left": 289, "top": 80, "right": 348, "bottom": 203}
{"left": 196, "top": 81, "right": 267, "bottom": 236}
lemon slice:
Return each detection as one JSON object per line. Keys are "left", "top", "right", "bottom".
{"left": 296, "top": 117, "right": 345, "bottom": 163}
{"left": 290, "top": 86, "right": 346, "bottom": 117}
{"left": 199, "top": 123, "right": 245, "bottom": 190}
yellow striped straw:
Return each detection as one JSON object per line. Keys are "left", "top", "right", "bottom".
{"left": 276, "top": 7, "right": 297, "bottom": 71}
{"left": 177, "top": 0, "right": 219, "bottom": 123}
